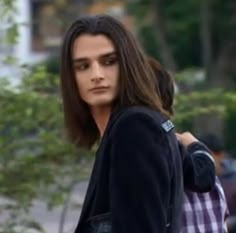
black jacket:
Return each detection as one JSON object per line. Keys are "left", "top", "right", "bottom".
{"left": 74, "top": 106, "right": 183, "bottom": 233}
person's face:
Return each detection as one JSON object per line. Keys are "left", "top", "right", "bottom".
{"left": 72, "top": 34, "right": 119, "bottom": 109}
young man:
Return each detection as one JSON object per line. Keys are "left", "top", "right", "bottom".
{"left": 149, "top": 57, "right": 229, "bottom": 233}
{"left": 60, "top": 15, "right": 183, "bottom": 233}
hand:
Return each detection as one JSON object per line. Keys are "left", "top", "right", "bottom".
{"left": 176, "top": 132, "right": 199, "bottom": 147}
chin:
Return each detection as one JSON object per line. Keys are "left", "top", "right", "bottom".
{"left": 92, "top": 102, "right": 112, "bottom": 107}
{"left": 89, "top": 98, "right": 114, "bottom": 108}
{"left": 85, "top": 93, "right": 117, "bottom": 108}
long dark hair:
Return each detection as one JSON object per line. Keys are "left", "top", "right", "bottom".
{"left": 60, "top": 14, "right": 165, "bottom": 148}
{"left": 148, "top": 57, "right": 175, "bottom": 116}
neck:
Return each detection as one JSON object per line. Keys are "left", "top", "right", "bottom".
{"left": 91, "top": 106, "right": 112, "bottom": 137}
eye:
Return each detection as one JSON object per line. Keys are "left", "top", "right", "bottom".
{"left": 74, "top": 63, "right": 89, "bottom": 71}
{"left": 103, "top": 56, "right": 118, "bottom": 66}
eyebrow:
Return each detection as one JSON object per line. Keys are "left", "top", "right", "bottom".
{"left": 73, "top": 51, "right": 117, "bottom": 64}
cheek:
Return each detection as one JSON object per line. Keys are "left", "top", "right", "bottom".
{"left": 114, "top": 68, "right": 120, "bottom": 90}
{"left": 108, "top": 66, "right": 119, "bottom": 85}
{"left": 75, "top": 75, "right": 87, "bottom": 97}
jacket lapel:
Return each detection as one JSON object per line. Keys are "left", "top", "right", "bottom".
{"left": 74, "top": 108, "right": 126, "bottom": 232}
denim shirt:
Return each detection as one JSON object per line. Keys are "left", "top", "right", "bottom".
{"left": 84, "top": 213, "right": 111, "bottom": 233}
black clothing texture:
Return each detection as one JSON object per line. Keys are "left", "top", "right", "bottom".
{"left": 74, "top": 106, "right": 184, "bottom": 233}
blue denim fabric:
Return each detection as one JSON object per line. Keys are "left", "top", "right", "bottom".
{"left": 84, "top": 213, "right": 111, "bottom": 233}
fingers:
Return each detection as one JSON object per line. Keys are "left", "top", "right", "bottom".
{"left": 175, "top": 131, "right": 198, "bottom": 146}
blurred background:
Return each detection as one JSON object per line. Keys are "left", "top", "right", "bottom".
{"left": 0, "top": 0, "right": 236, "bottom": 232}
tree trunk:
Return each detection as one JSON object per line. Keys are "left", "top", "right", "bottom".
{"left": 200, "top": 0, "right": 213, "bottom": 83}
{"left": 58, "top": 181, "right": 77, "bottom": 233}
{"left": 151, "top": 0, "right": 178, "bottom": 72}
{"left": 212, "top": 42, "right": 236, "bottom": 88}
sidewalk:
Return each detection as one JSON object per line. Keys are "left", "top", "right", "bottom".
{"left": 0, "top": 181, "right": 88, "bottom": 233}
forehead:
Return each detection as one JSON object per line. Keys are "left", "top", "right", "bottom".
{"left": 72, "top": 34, "right": 116, "bottom": 59}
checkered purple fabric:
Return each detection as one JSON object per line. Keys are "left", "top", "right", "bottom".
{"left": 182, "top": 177, "right": 229, "bottom": 233}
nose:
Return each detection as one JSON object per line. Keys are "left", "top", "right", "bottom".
{"left": 91, "top": 62, "right": 104, "bottom": 82}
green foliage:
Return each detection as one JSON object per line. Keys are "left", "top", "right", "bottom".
{"left": 127, "top": 0, "right": 159, "bottom": 59}
{"left": 0, "top": 0, "right": 19, "bottom": 45}
{"left": 165, "top": 0, "right": 201, "bottom": 68}
{"left": 127, "top": 0, "right": 236, "bottom": 68}
{"left": 174, "top": 87, "right": 236, "bottom": 158}
{"left": 0, "top": 216, "right": 46, "bottom": 233}
{"left": 0, "top": 66, "right": 93, "bottom": 232}
{"left": 225, "top": 100, "right": 236, "bottom": 156}
{"left": 0, "top": 2, "right": 95, "bottom": 232}
{"left": 139, "top": 26, "right": 160, "bottom": 59}
{"left": 127, "top": 0, "right": 202, "bottom": 67}
{"left": 42, "top": 56, "right": 60, "bottom": 75}
{"left": 6, "top": 23, "right": 19, "bottom": 45}
{"left": 0, "top": 0, "right": 17, "bottom": 17}
{"left": 212, "top": 0, "right": 236, "bottom": 44}
{"left": 175, "top": 89, "right": 226, "bottom": 125}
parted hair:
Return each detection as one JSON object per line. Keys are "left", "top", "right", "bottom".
{"left": 60, "top": 14, "right": 165, "bottom": 148}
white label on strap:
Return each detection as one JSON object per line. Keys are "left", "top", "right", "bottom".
{"left": 161, "top": 120, "right": 174, "bottom": 132}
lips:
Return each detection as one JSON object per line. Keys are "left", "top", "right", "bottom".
{"left": 89, "top": 86, "right": 109, "bottom": 92}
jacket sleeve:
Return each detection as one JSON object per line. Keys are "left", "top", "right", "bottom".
{"left": 182, "top": 141, "right": 215, "bottom": 192}
{"left": 110, "top": 111, "right": 172, "bottom": 233}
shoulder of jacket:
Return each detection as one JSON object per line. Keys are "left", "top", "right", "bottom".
{"left": 111, "top": 106, "right": 174, "bottom": 133}
{"left": 115, "top": 106, "right": 161, "bottom": 124}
